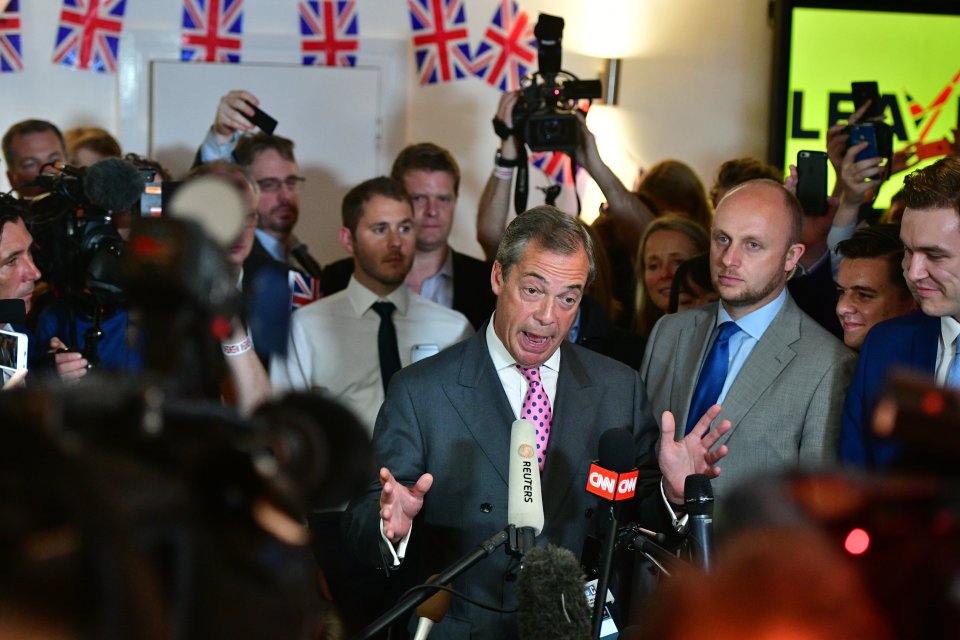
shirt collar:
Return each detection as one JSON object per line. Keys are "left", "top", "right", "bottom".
{"left": 347, "top": 275, "right": 410, "bottom": 317}
{"left": 794, "top": 249, "right": 829, "bottom": 278}
{"left": 940, "top": 316, "right": 960, "bottom": 352}
{"left": 717, "top": 288, "right": 787, "bottom": 340}
{"left": 484, "top": 313, "right": 562, "bottom": 373}
{"left": 255, "top": 229, "right": 285, "bottom": 262}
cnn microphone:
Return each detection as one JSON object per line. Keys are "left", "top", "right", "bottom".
{"left": 412, "top": 582, "right": 452, "bottom": 640}
{"left": 517, "top": 545, "right": 591, "bottom": 640}
{"left": 684, "top": 473, "right": 715, "bottom": 571}
{"left": 587, "top": 428, "right": 637, "bottom": 639}
{"left": 508, "top": 419, "right": 544, "bottom": 555}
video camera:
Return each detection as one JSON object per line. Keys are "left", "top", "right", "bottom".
{"left": 511, "top": 14, "right": 602, "bottom": 154}
{"left": 25, "top": 158, "right": 145, "bottom": 310}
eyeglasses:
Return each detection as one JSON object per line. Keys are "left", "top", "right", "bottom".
{"left": 257, "top": 175, "right": 306, "bottom": 194}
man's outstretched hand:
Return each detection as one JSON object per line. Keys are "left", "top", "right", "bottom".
{"left": 658, "top": 404, "right": 731, "bottom": 503}
{"left": 379, "top": 467, "right": 433, "bottom": 543}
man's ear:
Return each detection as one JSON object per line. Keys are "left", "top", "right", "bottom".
{"left": 338, "top": 227, "right": 356, "bottom": 256}
{"left": 491, "top": 261, "right": 504, "bottom": 296}
{"left": 784, "top": 242, "right": 805, "bottom": 273}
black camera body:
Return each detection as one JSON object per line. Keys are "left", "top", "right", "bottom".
{"left": 510, "top": 14, "right": 602, "bottom": 154}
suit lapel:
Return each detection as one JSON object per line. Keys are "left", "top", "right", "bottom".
{"left": 541, "top": 343, "right": 598, "bottom": 530}
{"left": 713, "top": 297, "right": 800, "bottom": 447}
{"left": 441, "top": 330, "right": 516, "bottom": 485}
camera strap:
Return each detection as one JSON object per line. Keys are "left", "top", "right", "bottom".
{"left": 514, "top": 144, "right": 529, "bottom": 215}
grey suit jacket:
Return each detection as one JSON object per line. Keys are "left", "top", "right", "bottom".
{"left": 343, "top": 327, "right": 663, "bottom": 639}
{"left": 640, "top": 294, "right": 856, "bottom": 501}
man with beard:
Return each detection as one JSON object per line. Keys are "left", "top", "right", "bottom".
{"left": 270, "top": 176, "right": 472, "bottom": 433}
{"left": 641, "top": 179, "right": 856, "bottom": 503}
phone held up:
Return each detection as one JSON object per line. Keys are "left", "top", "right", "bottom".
{"left": 0, "top": 328, "right": 28, "bottom": 375}
{"left": 796, "top": 150, "right": 828, "bottom": 216}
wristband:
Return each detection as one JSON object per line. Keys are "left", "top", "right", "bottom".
{"left": 493, "top": 166, "right": 515, "bottom": 180}
{"left": 222, "top": 334, "right": 253, "bottom": 356}
{"left": 492, "top": 116, "right": 514, "bottom": 140}
{"left": 495, "top": 150, "right": 520, "bottom": 168}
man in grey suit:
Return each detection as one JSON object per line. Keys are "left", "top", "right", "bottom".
{"left": 343, "top": 206, "right": 731, "bottom": 638}
{"left": 642, "top": 179, "right": 856, "bottom": 503}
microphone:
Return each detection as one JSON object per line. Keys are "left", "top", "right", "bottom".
{"left": 684, "top": 473, "right": 715, "bottom": 571}
{"left": 508, "top": 419, "right": 544, "bottom": 555}
{"left": 412, "top": 583, "right": 452, "bottom": 640}
{"left": 84, "top": 158, "right": 146, "bottom": 213}
{"left": 587, "top": 428, "right": 636, "bottom": 639}
{"left": 517, "top": 545, "right": 591, "bottom": 640}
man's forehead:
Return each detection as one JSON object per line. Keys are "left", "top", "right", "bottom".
{"left": 402, "top": 169, "right": 455, "bottom": 190}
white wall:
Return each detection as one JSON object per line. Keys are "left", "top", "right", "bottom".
{"left": 0, "top": 0, "right": 774, "bottom": 261}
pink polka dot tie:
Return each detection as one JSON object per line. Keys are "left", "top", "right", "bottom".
{"left": 517, "top": 365, "right": 552, "bottom": 470}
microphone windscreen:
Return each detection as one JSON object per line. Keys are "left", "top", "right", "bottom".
{"left": 167, "top": 177, "right": 246, "bottom": 250}
{"left": 84, "top": 158, "right": 145, "bottom": 213}
{"left": 517, "top": 545, "right": 591, "bottom": 640}
{"left": 598, "top": 428, "right": 636, "bottom": 473}
{"left": 684, "top": 473, "right": 714, "bottom": 516}
{"left": 415, "top": 587, "right": 452, "bottom": 624}
{"left": 508, "top": 419, "right": 544, "bottom": 534}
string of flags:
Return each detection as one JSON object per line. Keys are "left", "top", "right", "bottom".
{"left": 5, "top": 0, "right": 575, "bottom": 186}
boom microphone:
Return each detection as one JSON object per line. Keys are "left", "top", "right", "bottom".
{"left": 588, "top": 428, "right": 637, "bottom": 639}
{"left": 508, "top": 419, "right": 544, "bottom": 554}
{"left": 84, "top": 158, "right": 146, "bottom": 213}
{"left": 684, "top": 473, "right": 715, "bottom": 571}
{"left": 517, "top": 545, "right": 591, "bottom": 640}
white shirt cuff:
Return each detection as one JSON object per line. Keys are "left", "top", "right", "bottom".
{"left": 661, "top": 478, "right": 689, "bottom": 532}
{"left": 199, "top": 127, "right": 241, "bottom": 163}
{"left": 379, "top": 518, "right": 412, "bottom": 568}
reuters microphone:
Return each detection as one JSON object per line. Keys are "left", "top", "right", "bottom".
{"left": 508, "top": 419, "right": 544, "bottom": 555}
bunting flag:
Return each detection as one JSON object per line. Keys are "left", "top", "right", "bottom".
{"left": 0, "top": 0, "right": 23, "bottom": 73}
{"left": 472, "top": 0, "right": 536, "bottom": 91}
{"left": 52, "top": 0, "right": 126, "bottom": 73}
{"left": 289, "top": 270, "right": 321, "bottom": 309}
{"left": 299, "top": 0, "right": 359, "bottom": 67}
{"left": 531, "top": 151, "right": 579, "bottom": 187}
{"left": 181, "top": 0, "right": 243, "bottom": 63}
{"left": 408, "top": 0, "right": 472, "bottom": 85}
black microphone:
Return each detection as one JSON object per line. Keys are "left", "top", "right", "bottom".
{"left": 517, "top": 545, "right": 591, "bottom": 640}
{"left": 684, "top": 473, "right": 715, "bottom": 571}
{"left": 84, "top": 157, "right": 146, "bottom": 213}
{"left": 588, "top": 428, "right": 636, "bottom": 639}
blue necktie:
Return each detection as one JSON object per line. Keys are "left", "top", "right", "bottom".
{"left": 946, "top": 337, "right": 960, "bottom": 389}
{"left": 686, "top": 321, "right": 740, "bottom": 435}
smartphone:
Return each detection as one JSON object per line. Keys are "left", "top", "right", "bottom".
{"left": 796, "top": 150, "right": 828, "bottom": 216}
{"left": 852, "top": 81, "right": 883, "bottom": 120}
{"left": 139, "top": 167, "right": 163, "bottom": 218}
{"left": 411, "top": 344, "right": 440, "bottom": 363}
{"left": 847, "top": 123, "right": 881, "bottom": 162}
{"left": 0, "top": 328, "right": 28, "bottom": 374}
{"left": 243, "top": 100, "right": 278, "bottom": 135}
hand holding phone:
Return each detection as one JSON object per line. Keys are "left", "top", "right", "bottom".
{"left": 847, "top": 123, "right": 881, "bottom": 162}
{"left": 243, "top": 100, "right": 278, "bottom": 135}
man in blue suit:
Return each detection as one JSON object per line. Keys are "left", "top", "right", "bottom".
{"left": 840, "top": 156, "right": 960, "bottom": 467}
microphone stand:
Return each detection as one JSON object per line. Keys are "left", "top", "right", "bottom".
{"left": 352, "top": 528, "right": 511, "bottom": 640}
{"left": 590, "top": 504, "right": 618, "bottom": 639}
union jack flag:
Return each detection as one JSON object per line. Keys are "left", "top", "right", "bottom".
{"left": 0, "top": 1, "right": 23, "bottom": 73}
{"left": 289, "top": 270, "right": 321, "bottom": 309}
{"left": 181, "top": 0, "right": 243, "bottom": 63}
{"left": 531, "top": 151, "right": 579, "bottom": 187}
{"left": 299, "top": 0, "right": 358, "bottom": 67}
{"left": 52, "top": 0, "right": 126, "bottom": 73}
{"left": 472, "top": 0, "right": 536, "bottom": 92}
{"left": 408, "top": 0, "right": 472, "bottom": 85}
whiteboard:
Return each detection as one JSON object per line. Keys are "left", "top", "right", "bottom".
{"left": 150, "top": 60, "right": 380, "bottom": 264}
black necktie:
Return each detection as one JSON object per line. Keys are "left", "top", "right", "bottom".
{"left": 372, "top": 301, "right": 402, "bottom": 392}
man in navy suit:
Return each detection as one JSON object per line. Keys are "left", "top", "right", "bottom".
{"left": 840, "top": 156, "right": 960, "bottom": 467}
{"left": 343, "top": 206, "right": 731, "bottom": 638}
